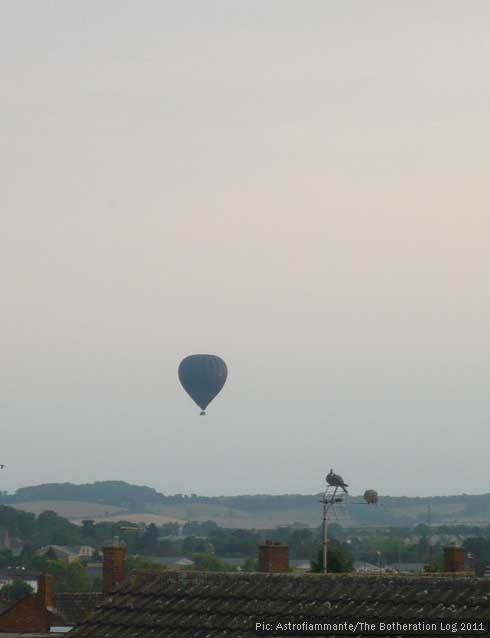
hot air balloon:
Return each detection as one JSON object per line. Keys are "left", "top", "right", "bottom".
{"left": 178, "top": 354, "right": 228, "bottom": 415}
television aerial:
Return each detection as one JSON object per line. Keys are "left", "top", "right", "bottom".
{"left": 320, "top": 470, "right": 379, "bottom": 574}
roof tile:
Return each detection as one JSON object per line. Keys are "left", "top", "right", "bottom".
{"left": 70, "top": 571, "right": 490, "bottom": 637}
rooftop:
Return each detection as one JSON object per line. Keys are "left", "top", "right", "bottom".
{"left": 54, "top": 592, "right": 103, "bottom": 625}
{"left": 71, "top": 570, "right": 490, "bottom": 637}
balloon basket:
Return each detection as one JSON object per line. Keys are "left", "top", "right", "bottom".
{"left": 200, "top": 411, "right": 206, "bottom": 416}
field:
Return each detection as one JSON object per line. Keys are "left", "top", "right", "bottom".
{"left": 9, "top": 490, "right": 490, "bottom": 529}
{"left": 11, "top": 501, "right": 188, "bottom": 527}
{"left": 152, "top": 502, "right": 323, "bottom": 529}
{"left": 9, "top": 499, "right": 320, "bottom": 528}
{"left": 11, "top": 500, "right": 128, "bottom": 520}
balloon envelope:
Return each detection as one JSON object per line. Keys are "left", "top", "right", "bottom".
{"left": 178, "top": 354, "right": 228, "bottom": 413}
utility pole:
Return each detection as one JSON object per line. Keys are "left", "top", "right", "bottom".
{"left": 320, "top": 481, "right": 344, "bottom": 574}
{"left": 320, "top": 470, "right": 379, "bottom": 575}
{"left": 428, "top": 503, "right": 433, "bottom": 565}
{"left": 322, "top": 495, "right": 328, "bottom": 574}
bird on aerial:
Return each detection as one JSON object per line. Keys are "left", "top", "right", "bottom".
{"left": 326, "top": 469, "right": 348, "bottom": 493}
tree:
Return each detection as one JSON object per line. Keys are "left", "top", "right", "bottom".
{"left": 0, "top": 505, "right": 36, "bottom": 540}
{"left": 36, "top": 511, "right": 81, "bottom": 546}
{"left": 464, "top": 537, "right": 490, "bottom": 576}
{"left": 1, "top": 580, "right": 34, "bottom": 602}
{"left": 182, "top": 521, "right": 218, "bottom": 536}
{"left": 140, "top": 523, "right": 159, "bottom": 554}
{"left": 208, "top": 528, "right": 230, "bottom": 555}
{"left": 193, "top": 553, "right": 229, "bottom": 572}
{"left": 159, "top": 522, "right": 180, "bottom": 536}
{"left": 47, "top": 560, "right": 90, "bottom": 592}
{"left": 289, "top": 529, "right": 314, "bottom": 559}
{"left": 310, "top": 543, "right": 353, "bottom": 573}
{"left": 81, "top": 519, "right": 96, "bottom": 540}
{"left": 0, "top": 549, "right": 14, "bottom": 569}
{"left": 227, "top": 530, "right": 261, "bottom": 556}
{"left": 182, "top": 536, "right": 211, "bottom": 555}
{"left": 242, "top": 557, "right": 258, "bottom": 572}
{"left": 126, "top": 556, "right": 167, "bottom": 571}
{"left": 158, "top": 539, "right": 179, "bottom": 556}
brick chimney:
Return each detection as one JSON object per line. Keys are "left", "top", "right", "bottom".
{"left": 259, "top": 540, "right": 289, "bottom": 573}
{"left": 37, "top": 573, "right": 54, "bottom": 609}
{"left": 102, "top": 537, "right": 127, "bottom": 595}
{"left": 443, "top": 545, "right": 465, "bottom": 572}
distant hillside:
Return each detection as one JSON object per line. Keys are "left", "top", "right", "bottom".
{"left": 3, "top": 482, "right": 490, "bottom": 527}
{"left": 2, "top": 481, "right": 165, "bottom": 510}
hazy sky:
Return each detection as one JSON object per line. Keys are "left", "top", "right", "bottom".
{"left": 2, "top": 1, "right": 489, "bottom": 498}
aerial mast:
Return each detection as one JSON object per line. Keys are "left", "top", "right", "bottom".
{"left": 320, "top": 470, "right": 379, "bottom": 574}
{"left": 321, "top": 469, "right": 349, "bottom": 574}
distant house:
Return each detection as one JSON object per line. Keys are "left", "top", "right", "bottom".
{"left": 220, "top": 557, "right": 247, "bottom": 569}
{"left": 146, "top": 555, "right": 195, "bottom": 570}
{"left": 353, "top": 560, "right": 385, "bottom": 573}
{"left": 289, "top": 559, "right": 311, "bottom": 572}
{"left": 429, "top": 533, "right": 464, "bottom": 546}
{"left": 386, "top": 562, "right": 426, "bottom": 573}
{"left": 158, "top": 534, "right": 183, "bottom": 542}
{"left": 76, "top": 545, "right": 95, "bottom": 560}
{"left": 36, "top": 545, "right": 95, "bottom": 563}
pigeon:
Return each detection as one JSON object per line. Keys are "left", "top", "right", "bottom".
{"left": 326, "top": 469, "right": 348, "bottom": 493}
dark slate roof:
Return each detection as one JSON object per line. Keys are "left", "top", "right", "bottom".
{"left": 70, "top": 570, "right": 490, "bottom": 637}
{"left": 54, "top": 592, "right": 104, "bottom": 625}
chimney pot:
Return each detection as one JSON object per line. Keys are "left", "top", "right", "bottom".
{"left": 443, "top": 545, "right": 465, "bottom": 573}
{"left": 37, "top": 573, "right": 54, "bottom": 608}
{"left": 102, "top": 538, "right": 127, "bottom": 595}
{"left": 259, "top": 541, "right": 289, "bottom": 573}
